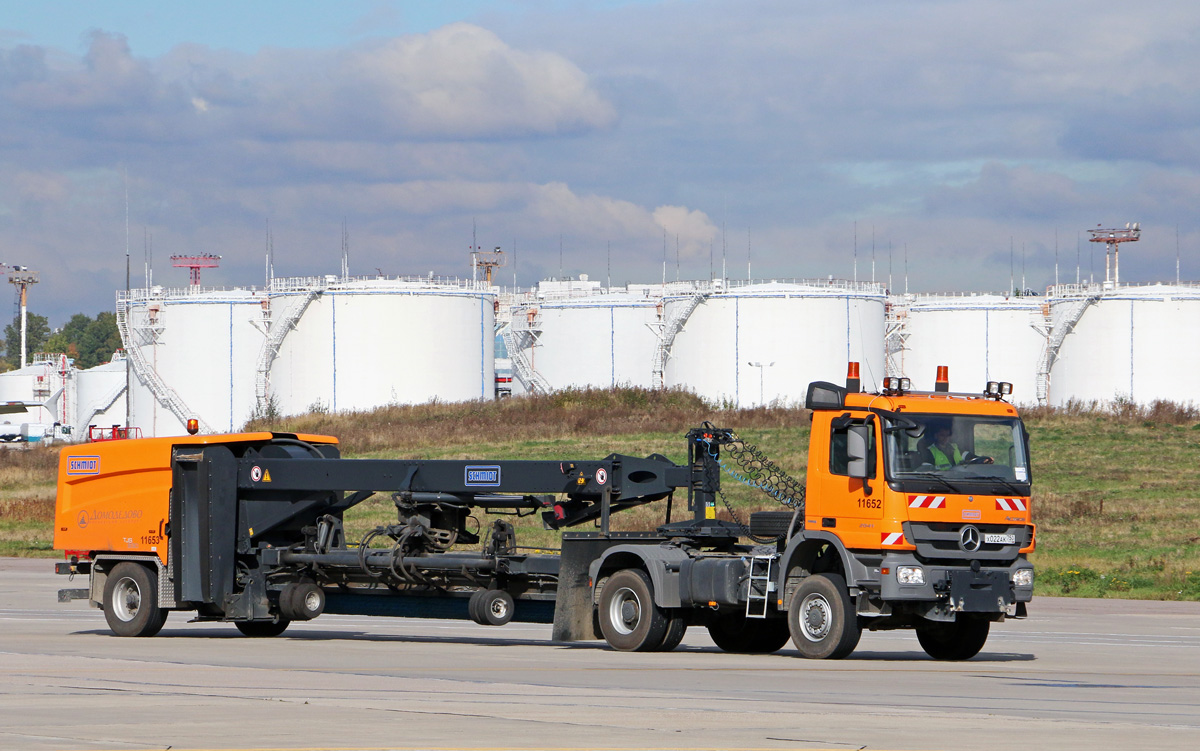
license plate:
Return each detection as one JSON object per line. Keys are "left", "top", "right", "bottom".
{"left": 985, "top": 533, "right": 1016, "bottom": 544}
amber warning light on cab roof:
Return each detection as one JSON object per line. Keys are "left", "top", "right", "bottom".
{"left": 846, "top": 361, "right": 861, "bottom": 392}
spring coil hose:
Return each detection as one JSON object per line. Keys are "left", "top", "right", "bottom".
{"left": 706, "top": 433, "right": 806, "bottom": 513}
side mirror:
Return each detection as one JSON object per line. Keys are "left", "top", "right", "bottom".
{"left": 846, "top": 424, "right": 871, "bottom": 478}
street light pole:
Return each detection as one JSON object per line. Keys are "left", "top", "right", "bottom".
{"left": 747, "top": 361, "right": 775, "bottom": 406}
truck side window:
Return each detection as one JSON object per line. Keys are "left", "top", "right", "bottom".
{"left": 830, "top": 423, "right": 876, "bottom": 478}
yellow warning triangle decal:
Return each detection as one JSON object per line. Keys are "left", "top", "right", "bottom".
{"left": 263, "top": 469, "right": 272, "bottom": 482}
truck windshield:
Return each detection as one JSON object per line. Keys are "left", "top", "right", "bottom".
{"left": 883, "top": 413, "right": 1030, "bottom": 489}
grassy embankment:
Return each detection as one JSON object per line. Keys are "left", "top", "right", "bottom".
{"left": 3, "top": 388, "right": 1198, "bottom": 600}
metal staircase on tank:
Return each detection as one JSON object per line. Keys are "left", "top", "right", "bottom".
{"left": 651, "top": 292, "right": 709, "bottom": 388}
{"left": 116, "top": 298, "right": 214, "bottom": 434}
{"left": 254, "top": 288, "right": 322, "bottom": 416}
{"left": 1035, "top": 293, "right": 1100, "bottom": 404}
{"left": 504, "top": 316, "right": 551, "bottom": 395}
{"left": 884, "top": 297, "right": 911, "bottom": 378}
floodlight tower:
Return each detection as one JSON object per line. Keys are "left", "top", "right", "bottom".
{"left": 5, "top": 266, "right": 40, "bottom": 368}
{"left": 171, "top": 253, "right": 221, "bottom": 286}
{"left": 1087, "top": 223, "right": 1140, "bottom": 289}
{"left": 470, "top": 247, "right": 507, "bottom": 285}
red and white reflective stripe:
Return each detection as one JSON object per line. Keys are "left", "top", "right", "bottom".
{"left": 995, "top": 498, "right": 1028, "bottom": 511}
{"left": 908, "top": 495, "right": 946, "bottom": 509}
{"left": 881, "top": 532, "right": 905, "bottom": 545}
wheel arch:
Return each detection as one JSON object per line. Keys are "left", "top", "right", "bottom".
{"left": 777, "top": 532, "right": 859, "bottom": 608}
{"left": 589, "top": 545, "right": 688, "bottom": 608}
{"left": 90, "top": 553, "right": 176, "bottom": 609}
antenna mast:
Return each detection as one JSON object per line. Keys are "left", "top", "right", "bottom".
{"left": 1087, "top": 223, "right": 1140, "bottom": 289}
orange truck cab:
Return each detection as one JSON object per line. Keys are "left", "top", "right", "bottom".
{"left": 777, "top": 368, "right": 1034, "bottom": 658}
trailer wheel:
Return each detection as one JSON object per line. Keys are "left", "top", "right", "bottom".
{"left": 788, "top": 573, "right": 861, "bottom": 659}
{"left": 707, "top": 613, "right": 790, "bottom": 654}
{"left": 916, "top": 617, "right": 990, "bottom": 660}
{"left": 598, "top": 568, "right": 668, "bottom": 652}
{"left": 102, "top": 562, "right": 168, "bottom": 637}
{"left": 235, "top": 618, "right": 290, "bottom": 637}
{"left": 281, "top": 582, "right": 325, "bottom": 621}
{"left": 656, "top": 613, "right": 688, "bottom": 652}
{"left": 479, "top": 589, "right": 515, "bottom": 626}
{"left": 467, "top": 589, "right": 489, "bottom": 624}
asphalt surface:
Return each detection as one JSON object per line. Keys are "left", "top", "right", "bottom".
{"left": 2, "top": 557, "right": 1198, "bottom": 751}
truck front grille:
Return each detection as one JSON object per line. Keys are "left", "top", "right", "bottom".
{"left": 902, "top": 521, "right": 1030, "bottom": 562}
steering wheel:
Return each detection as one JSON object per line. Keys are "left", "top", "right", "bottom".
{"left": 964, "top": 455, "right": 993, "bottom": 465}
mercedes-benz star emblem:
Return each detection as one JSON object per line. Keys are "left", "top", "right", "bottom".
{"left": 959, "top": 525, "right": 981, "bottom": 552}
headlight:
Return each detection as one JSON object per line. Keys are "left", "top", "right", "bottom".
{"left": 1012, "top": 568, "right": 1034, "bottom": 587}
{"left": 897, "top": 566, "right": 925, "bottom": 585}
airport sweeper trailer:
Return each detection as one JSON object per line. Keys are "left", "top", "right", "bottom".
{"left": 55, "top": 366, "right": 1034, "bottom": 660}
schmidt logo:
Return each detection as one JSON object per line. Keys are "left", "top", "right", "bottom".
{"left": 67, "top": 456, "right": 101, "bottom": 476}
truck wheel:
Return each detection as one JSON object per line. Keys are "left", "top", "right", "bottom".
{"left": 788, "top": 573, "right": 861, "bottom": 659}
{"left": 708, "top": 613, "right": 790, "bottom": 653}
{"left": 102, "top": 562, "right": 168, "bottom": 637}
{"left": 656, "top": 613, "right": 688, "bottom": 652}
{"left": 478, "top": 589, "right": 515, "bottom": 626}
{"left": 916, "top": 617, "right": 990, "bottom": 660}
{"left": 598, "top": 568, "right": 668, "bottom": 652}
{"left": 235, "top": 619, "right": 290, "bottom": 637}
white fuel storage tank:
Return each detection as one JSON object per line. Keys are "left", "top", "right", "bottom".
{"left": 663, "top": 280, "right": 887, "bottom": 406}
{"left": 267, "top": 277, "right": 494, "bottom": 416}
{"left": 73, "top": 355, "right": 128, "bottom": 437}
{"left": 509, "top": 292, "right": 662, "bottom": 391}
{"left": 897, "top": 294, "right": 1046, "bottom": 402}
{"left": 1047, "top": 283, "right": 1200, "bottom": 406}
{"left": 120, "top": 287, "right": 267, "bottom": 437}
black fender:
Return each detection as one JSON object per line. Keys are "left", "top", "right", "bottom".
{"left": 588, "top": 544, "right": 689, "bottom": 608}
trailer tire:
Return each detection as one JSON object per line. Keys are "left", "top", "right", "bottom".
{"left": 656, "top": 613, "right": 688, "bottom": 652}
{"left": 916, "top": 616, "right": 990, "bottom": 660}
{"left": 788, "top": 573, "right": 861, "bottom": 659}
{"left": 102, "top": 562, "right": 168, "bottom": 637}
{"left": 598, "top": 568, "right": 668, "bottom": 652}
{"left": 235, "top": 618, "right": 290, "bottom": 637}
{"left": 467, "top": 589, "right": 489, "bottom": 625}
{"left": 281, "top": 582, "right": 325, "bottom": 621}
{"left": 708, "top": 613, "right": 790, "bottom": 654}
{"left": 479, "top": 589, "right": 515, "bottom": 626}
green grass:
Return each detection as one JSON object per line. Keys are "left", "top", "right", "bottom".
{"left": 5, "top": 387, "right": 1199, "bottom": 599}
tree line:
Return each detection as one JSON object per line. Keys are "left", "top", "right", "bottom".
{"left": 1, "top": 311, "right": 122, "bottom": 372}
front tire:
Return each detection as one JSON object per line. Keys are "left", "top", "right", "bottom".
{"left": 916, "top": 617, "right": 990, "bottom": 660}
{"left": 102, "top": 562, "right": 168, "bottom": 637}
{"left": 788, "top": 573, "right": 861, "bottom": 659}
{"left": 598, "top": 569, "right": 668, "bottom": 652}
{"left": 708, "top": 613, "right": 791, "bottom": 654}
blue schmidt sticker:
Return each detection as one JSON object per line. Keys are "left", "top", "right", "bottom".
{"left": 465, "top": 465, "right": 501, "bottom": 487}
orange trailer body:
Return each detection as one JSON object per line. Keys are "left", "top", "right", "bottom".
{"left": 54, "top": 432, "right": 338, "bottom": 564}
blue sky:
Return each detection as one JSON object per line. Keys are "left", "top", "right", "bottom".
{"left": 2, "top": 1, "right": 1199, "bottom": 324}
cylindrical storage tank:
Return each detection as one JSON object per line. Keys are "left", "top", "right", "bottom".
{"left": 74, "top": 357, "right": 128, "bottom": 436}
{"left": 0, "top": 360, "right": 64, "bottom": 433}
{"left": 1048, "top": 283, "right": 1200, "bottom": 406}
{"left": 664, "top": 281, "right": 886, "bottom": 406}
{"left": 270, "top": 279, "right": 494, "bottom": 415}
{"left": 514, "top": 293, "right": 662, "bottom": 390}
{"left": 123, "top": 288, "right": 266, "bottom": 436}
{"left": 900, "top": 294, "right": 1046, "bottom": 402}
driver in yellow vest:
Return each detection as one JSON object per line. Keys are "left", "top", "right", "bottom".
{"left": 927, "top": 423, "right": 962, "bottom": 469}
